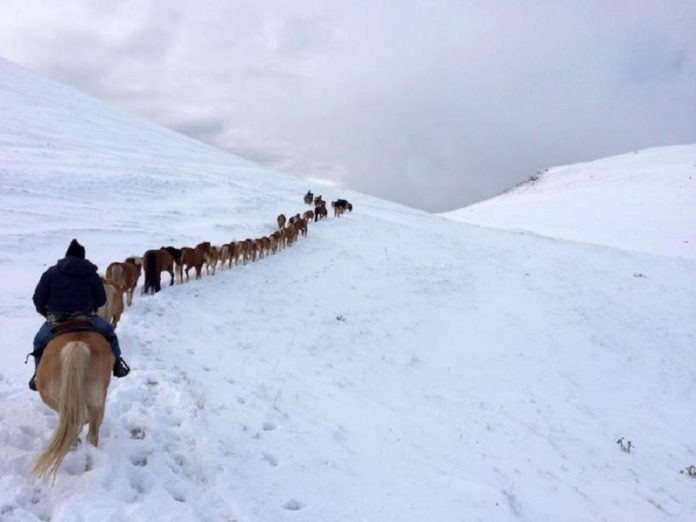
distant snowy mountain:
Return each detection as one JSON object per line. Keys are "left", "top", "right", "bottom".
{"left": 1, "top": 58, "right": 695, "bottom": 522}
{"left": 444, "top": 146, "right": 696, "bottom": 259}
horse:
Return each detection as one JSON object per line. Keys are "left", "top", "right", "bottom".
{"left": 284, "top": 224, "right": 298, "bottom": 246}
{"left": 32, "top": 331, "right": 113, "bottom": 480}
{"left": 241, "top": 239, "right": 254, "bottom": 264}
{"left": 207, "top": 246, "right": 221, "bottom": 275}
{"left": 335, "top": 199, "right": 353, "bottom": 212}
{"left": 142, "top": 248, "right": 174, "bottom": 294}
{"left": 181, "top": 245, "right": 206, "bottom": 281}
{"left": 161, "top": 246, "right": 183, "bottom": 283}
{"left": 97, "top": 278, "right": 125, "bottom": 328}
{"left": 314, "top": 195, "right": 324, "bottom": 206}
{"left": 315, "top": 203, "right": 328, "bottom": 222}
{"left": 331, "top": 201, "right": 345, "bottom": 218}
{"left": 303, "top": 210, "right": 314, "bottom": 223}
{"left": 259, "top": 237, "right": 271, "bottom": 258}
{"left": 298, "top": 217, "right": 308, "bottom": 237}
{"left": 106, "top": 261, "right": 140, "bottom": 306}
{"left": 227, "top": 241, "right": 240, "bottom": 268}
{"left": 304, "top": 191, "right": 314, "bottom": 204}
{"left": 277, "top": 214, "right": 287, "bottom": 230}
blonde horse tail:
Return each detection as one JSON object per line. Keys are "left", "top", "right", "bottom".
{"left": 32, "top": 341, "right": 90, "bottom": 481}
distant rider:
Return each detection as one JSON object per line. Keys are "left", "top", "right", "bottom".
{"left": 29, "top": 239, "right": 130, "bottom": 390}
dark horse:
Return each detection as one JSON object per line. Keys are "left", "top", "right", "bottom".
{"left": 142, "top": 248, "right": 174, "bottom": 294}
{"left": 162, "top": 246, "right": 183, "bottom": 283}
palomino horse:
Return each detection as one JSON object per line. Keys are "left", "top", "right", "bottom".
{"left": 105, "top": 261, "right": 140, "bottom": 306}
{"left": 142, "top": 248, "right": 174, "bottom": 294}
{"left": 32, "top": 331, "right": 113, "bottom": 480}
{"left": 97, "top": 278, "right": 125, "bottom": 328}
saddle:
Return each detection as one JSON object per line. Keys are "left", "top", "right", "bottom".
{"left": 50, "top": 319, "right": 99, "bottom": 336}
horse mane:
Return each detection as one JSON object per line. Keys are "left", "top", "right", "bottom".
{"left": 162, "top": 246, "right": 182, "bottom": 261}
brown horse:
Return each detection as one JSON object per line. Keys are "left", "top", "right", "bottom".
{"left": 227, "top": 241, "right": 240, "bottom": 268}
{"left": 207, "top": 246, "right": 221, "bottom": 275}
{"left": 241, "top": 239, "right": 254, "bottom": 264}
{"left": 315, "top": 202, "right": 328, "bottom": 221}
{"left": 297, "top": 217, "right": 308, "bottom": 236}
{"left": 259, "top": 236, "right": 271, "bottom": 258}
{"left": 32, "top": 331, "right": 113, "bottom": 480}
{"left": 277, "top": 214, "right": 287, "bottom": 230}
{"left": 161, "top": 246, "right": 183, "bottom": 283}
{"left": 304, "top": 191, "right": 314, "bottom": 204}
{"left": 97, "top": 278, "right": 125, "bottom": 329}
{"left": 303, "top": 210, "right": 314, "bottom": 223}
{"left": 142, "top": 248, "right": 174, "bottom": 294}
{"left": 106, "top": 261, "right": 140, "bottom": 306}
{"left": 181, "top": 241, "right": 211, "bottom": 281}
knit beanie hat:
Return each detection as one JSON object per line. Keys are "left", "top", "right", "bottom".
{"left": 65, "top": 239, "right": 86, "bottom": 259}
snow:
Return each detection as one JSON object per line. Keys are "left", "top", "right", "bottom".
{"left": 443, "top": 146, "right": 696, "bottom": 260}
{"left": 1, "top": 57, "right": 695, "bottom": 521}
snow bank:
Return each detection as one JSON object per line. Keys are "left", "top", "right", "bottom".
{"left": 444, "top": 146, "right": 696, "bottom": 260}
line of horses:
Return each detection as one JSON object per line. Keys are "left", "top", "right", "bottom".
{"left": 34, "top": 190, "right": 353, "bottom": 481}
{"left": 96, "top": 192, "right": 354, "bottom": 331}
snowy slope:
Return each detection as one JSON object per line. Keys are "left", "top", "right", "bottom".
{"left": 444, "top": 147, "right": 696, "bottom": 260}
{"left": 1, "top": 58, "right": 695, "bottom": 522}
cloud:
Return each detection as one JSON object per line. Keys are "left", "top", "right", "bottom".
{"left": 0, "top": 0, "right": 694, "bottom": 211}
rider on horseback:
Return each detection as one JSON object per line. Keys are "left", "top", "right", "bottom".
{"left": 29, "top": 239, "right": 130, "bottom": 390}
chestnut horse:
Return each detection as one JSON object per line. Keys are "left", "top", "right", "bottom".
{"left": 142, "top": 248, "right": 174, "bottom": 294}
{"left": 181, "top": 242, "right": 211, "bottom": 281}
{"left": 97, "top": 278, "right": 125, "bottom": 328}
{"left": 105, "top": 261, "right": 140, "bottom": 306}
{"left": 226, "top": 241, "right": 240, "bottom": 268}
{"left": 32, "top": 331, "right": 113, "bottom": 480}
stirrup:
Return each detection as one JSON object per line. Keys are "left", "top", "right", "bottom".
{"left": 113, "top": 358, "right": 130, "bottom": 378}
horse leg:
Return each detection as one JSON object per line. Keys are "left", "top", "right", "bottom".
{"left": 86, "top": 400, "right": 105, "bottom": 447}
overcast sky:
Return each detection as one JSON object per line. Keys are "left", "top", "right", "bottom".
{"left": 1, "top": 1, "right": 695, "bottom": 211}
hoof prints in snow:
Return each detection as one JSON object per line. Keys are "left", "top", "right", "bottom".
{"left": 261, "top": 453, "right": 279, "bottom": 467}
{"left": 282, "top": 499, "right": 305, "bottom": 511}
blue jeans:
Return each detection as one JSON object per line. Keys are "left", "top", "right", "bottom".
{"left": 32, "top": 315, "right": 121, "bottom": 369}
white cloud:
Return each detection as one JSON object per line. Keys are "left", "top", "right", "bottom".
{"left": 0, "top": 0, "right": 694, "bottom": 211}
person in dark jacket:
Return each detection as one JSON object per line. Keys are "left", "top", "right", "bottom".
{"left": 29, "top": 239, "right": 130, "bottom": 390}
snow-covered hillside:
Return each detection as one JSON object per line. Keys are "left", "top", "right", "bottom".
{"left": 444, "top": 147, "right": 696, "bottom": 260}
{"left": 1, "top": 58, "right": 695, "bottom": 521}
